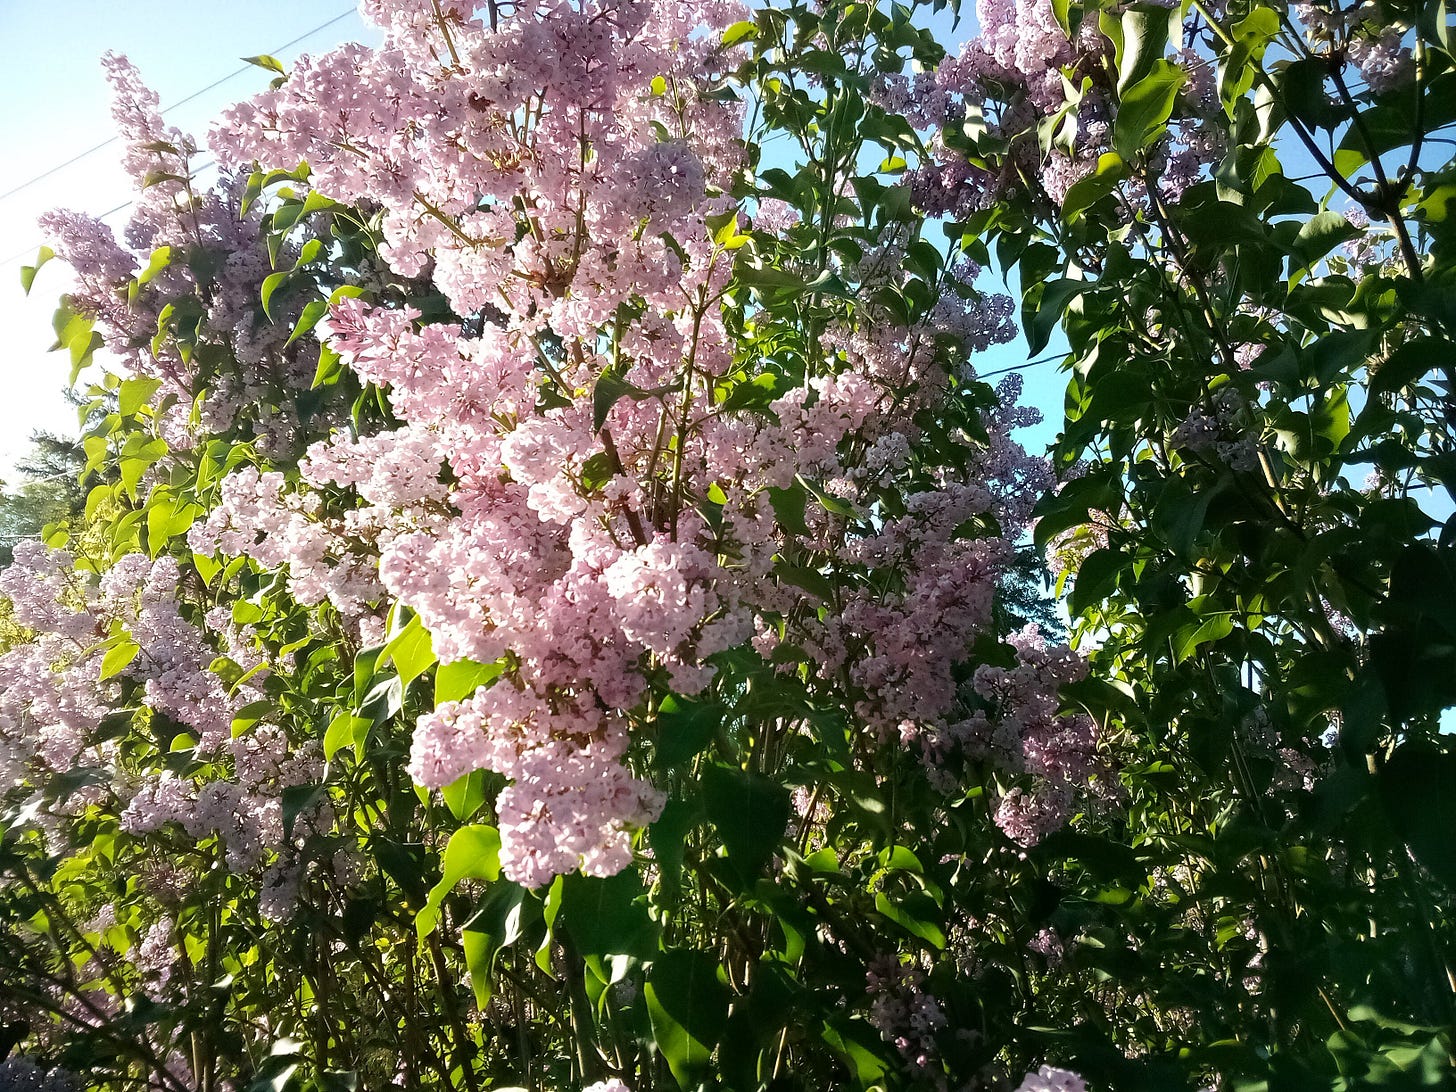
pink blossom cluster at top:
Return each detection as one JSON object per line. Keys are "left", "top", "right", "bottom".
{"left": 1296, "top": 1, "right": 1414, "bottom": 92}
{"left": 902, "top": 0, "right": 1225, "bottom": 214}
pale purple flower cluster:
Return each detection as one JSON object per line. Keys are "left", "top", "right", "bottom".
{"left": 1172, "top": 388, "right": 1260, "bottom": 472}
{"left": 964, "top": 625, "right": 1103, "bottom": 846}
{"left": 39, "top": 55, "right": 337, "bottom": 454}
{"left": 866, "top": 957, "right": 949, "bottom": 1080}
{"left": 1029, "top": 926, "right": 1066, "bottom": 967}
{"left": 1015, "top": 1065, "right": 1088, "bottom": 1092}
{"left": 1296, "top": 2, "right": 1413, "bottom": 92}
{"left": 163, "top": 0, "right": 1055, "bottom": 889}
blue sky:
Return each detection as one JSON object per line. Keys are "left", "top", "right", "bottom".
{"left": 0, "top": 1, "right": 1063, "bottom": 480}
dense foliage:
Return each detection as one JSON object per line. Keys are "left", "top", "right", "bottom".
{"left": 1, "top": 0, "right": 1453, "bottom": 1090}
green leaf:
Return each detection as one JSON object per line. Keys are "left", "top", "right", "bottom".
{"left": 380, "top": 612, "right": 437, "bottom": 688}
{"left": 702, "top": 763, "right": 791, "bottom": 883}
{"left": 799, "top": 474, "right": 856, "bottom": 519}
{"left": 261, "top": 270, "right": 290, "bottom": 321}
{"left": 118, "top": 438, "right": 168, "bottom": 502}
{"left": 821, "top": 1018, "right": 891, "bottom": 1086}
{"left": 281, "top": 783, "right": 325, "bottom": 842}
{"left": 1279, "top": 57, "right": 1346, "bottom": 130}
{"left": 461, "top": 881, "right": 530, "bottom": 1007}
{"left": 358, "top": 675, "right": 403, "bottom": 725}
{"left": 352, "top": 643, "right": 384, "bottom": 705}
{"left": 1289, "top": 210, "right": 1359, "bottom": 283}
{"left": 118, "top": 377, "right": 163, "bottom": 417}
{"left": 874, "top": 890, "right": 947, "bottom": 948}
{"left": 593, "top": 369, "right": 646, "bottom": 432}
{"left": 323, "top": 713, "right": 371, "bottom": 762}
{"left": 1173, "top": 611, "right": 1234, "bottom": 663}
{"left": 655, "top": 694, "right": 721, "bottom": 768}
{"left": 712, "top": 211, "right": 744, "bottom": 247}
{"left": 767, "top": 481, "right": 812, "bottom": 536}
{"left": 1024, "top": 278, "right": 1085, "bottom": 355}
{"left": 1151, "top": 477, "right": 1214, "bottom": 557}
{"left": 230, "top": 698, "right": 273, "bottom": 738}
{"left": 302, "top": 191, "right": 340, "bottom": 216}
{"left": 722, "top": 19, "right": 759, "bottom": 46}
{"left": 645, "top": 949, "right": 730, "bottom": 1088}
{"left": 99, "top": 638, "right": 140, "bottom": 681}
{"left": 135, "top": 245, "right": 172, "bottom": 288}
{"left": 1369, "top": 337, "right": 1451, "bottom": 396}
{"left": 1219, "top": 7, "right": 1280, "bottom": 113}
{"left": 284, "top": 299, "right": 328, "bottom": 347}
{"left": 442, "top": 769, "right": 490, "bottom": 822}
{"left": 20, "top": 245, "right": 54, "bottom": 294}
{"left": 416, "top": 825, "right": 502, "bottom": 936}
{"left": 1061, "top": 152, "right": 1127, "bottom": 222}
{"left": 1333, "top": 72, "right": 1456, "bottom": 176}
{"left": 141, "top": 170, "right": 187, "bottom": 190}
{"left": 649, "top": 797, "right": 701, "bottom": 893}
{"left": 560, "top": 870, "right": 656, "bottom": 960}
{"left": 1067, "top": 547, "right": 1127, "bottom": 615}
{"left": 1113, "top": 60, "right": 1186, "bottom": 160}
{"left": 242, "top": 54, "right": 286, "bottom": 74}
{"left": 435, "top": 658, "right": 506, "bottom": 705}
{"left": 312, "top": 343, "right": 344, "bottom": 388}
{"left": 1111, "top": 5, "right": 1171, "bottom": 94}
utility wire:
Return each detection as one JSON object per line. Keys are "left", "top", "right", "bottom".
{"left": 0, "top": 160, "right": 218, "bottom": 269}
{"left": 0, "top": 8, "right": 353, "bottom": 206}
{"left": 979, "top": 352, "right": 1065, "bottom": 379}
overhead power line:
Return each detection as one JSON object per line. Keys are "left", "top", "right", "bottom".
{"left": 0, "top": 160, "right": 218, "bottom": 269}
{"left": 0, "top": 8, "right": 355, "bottom": 207}
{"left": 979, "top": 353, "right": 1065, "bottom": 379}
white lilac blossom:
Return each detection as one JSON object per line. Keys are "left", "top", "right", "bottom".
{"left": 1015, "top": 1066, "right": 1089, "bottom": 1092}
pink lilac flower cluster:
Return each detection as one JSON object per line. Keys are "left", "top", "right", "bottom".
{"left": 866, "top": 956, "right": 950, "bottom": 1085}
{"left": 954, "top": 625, "right": 1106, "bottom": 846}
{"left": 899, "top": 0, "right": 1226, "bottom": 215}
{"left": 178, "top": 0, "right": 1059, "bottom": 888}
{"left": 1295, "top": 2, "right": 1414, "bottom": 92}
{"left": 0, "top": 543, "right": 322, "bottom": 913}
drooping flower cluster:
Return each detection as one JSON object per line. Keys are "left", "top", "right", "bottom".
{"left": 866, "top": 957, "right": 950, "bottom": 1082}
{"left": 968, "top": 625, "right": 1105, "bottom": 846}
